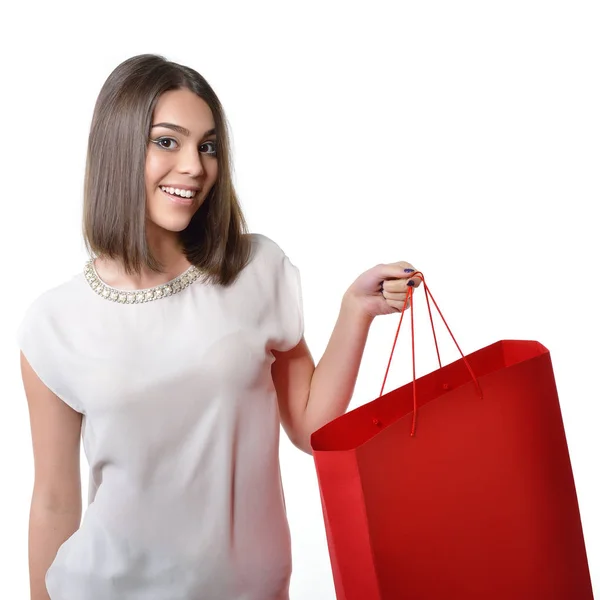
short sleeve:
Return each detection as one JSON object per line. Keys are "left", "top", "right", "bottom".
{"left": 17, "top": 293, "right": 83, "bottom": 413}
{"left": 253, "top": 234, "right": 304, "bottom": 353}
{"left": 274, "top": 252, "right": 304, "bottom": 352}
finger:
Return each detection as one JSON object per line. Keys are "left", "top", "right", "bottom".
{"left": 408, "top": 272, "right": 423, "bottom": 288}
{"left": 385, "top": 298, "right": 411, "bottom": 312}
{"left": 381, "top": 290, "right": 408, "bottom": 302}
{"left": 376, "top": 262, "right": 417, "bottom": 281}
{"left": 382, "top": 277, "right": 421, "bottom": 293}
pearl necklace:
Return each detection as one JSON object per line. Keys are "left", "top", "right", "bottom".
{"left": 83, "top": 259, "right": 201, "bottom": 304}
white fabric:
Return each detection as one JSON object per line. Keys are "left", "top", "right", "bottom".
{"left": 17, "top": 233, "right": 304, "bottom": 600}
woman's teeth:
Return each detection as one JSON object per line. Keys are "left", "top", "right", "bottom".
{"left": 160, "top": 186, "right": 196, "bottom": 199}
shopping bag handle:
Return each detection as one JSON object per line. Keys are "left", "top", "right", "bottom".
{"left": 379, "top": 272, "right": 483, "bottom": 436}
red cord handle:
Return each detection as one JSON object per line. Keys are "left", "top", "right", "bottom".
{"left": 379, "top": 272, "right": 482, "bottom": 436}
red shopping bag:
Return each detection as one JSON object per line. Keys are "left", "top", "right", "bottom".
{"left": 311, "top": 275, "right": 594, "bottom": 600}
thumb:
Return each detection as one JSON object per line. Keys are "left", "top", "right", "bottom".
{"left": 376, "top": 261, "right": 418, "bottom": 281}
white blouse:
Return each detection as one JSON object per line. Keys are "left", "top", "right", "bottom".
{"left": 17, "top": 233, "right": 304, "bottom": 600}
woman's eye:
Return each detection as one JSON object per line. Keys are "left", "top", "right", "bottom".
{"left": 200, "top": 141, "right": 217, "bottom": 156}
{"left": 151, "top": 137, "right": 178, "bottom": 150}
{"left": 151, "top": 137, "right": 216, "bottom": 155}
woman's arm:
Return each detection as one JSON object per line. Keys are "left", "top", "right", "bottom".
{"left": 20, "top": 353, "right": 83, "bottom": 600}
{"left": 272, "top": 293, "right": 372, "bottom": 454}
{"left": 272, "top": 261, "right": 418, "bottom": 455}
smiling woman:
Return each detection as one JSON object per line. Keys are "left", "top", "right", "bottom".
{"left": 17, "top": 53, "right": 417, "bottom": 600}
{"left": 82, "top": 54, "right": 251, "bottom": 287}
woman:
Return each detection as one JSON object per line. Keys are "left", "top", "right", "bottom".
{"left": 19, "top": 54, "right": 419, "bottom": 600}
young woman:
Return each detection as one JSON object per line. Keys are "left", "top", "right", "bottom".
{"left": 19, "top": 54, "right": 419, "bottom": 600}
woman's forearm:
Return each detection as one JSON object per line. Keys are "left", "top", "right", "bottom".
{"left": 29, "top": 495, "right": 81, "bottom": 600}
{"left": 303, "top": 292, "right": 374, "bottom": 441}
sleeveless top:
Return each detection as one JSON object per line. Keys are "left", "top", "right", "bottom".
{"left": 17, "top": 233, "right": 304, "bottom": 600}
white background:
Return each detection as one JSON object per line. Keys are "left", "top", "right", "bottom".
{"left": 1, "top": 1, "right": 598, "bottom": 598}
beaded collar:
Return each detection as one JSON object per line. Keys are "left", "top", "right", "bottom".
{"left": 83, "top": 259, "right": 201, "bottom": 304}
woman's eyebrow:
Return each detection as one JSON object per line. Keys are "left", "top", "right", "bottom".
{"left": 151, "top": 122, "right": 216, "bottom": 137}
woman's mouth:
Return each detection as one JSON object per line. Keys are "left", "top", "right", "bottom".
{"left": 159, "top": 186, "right": 197, "bottom": 206}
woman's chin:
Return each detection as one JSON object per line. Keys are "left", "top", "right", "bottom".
{"left": 146, "top": 213, "right": 195, "bottom": 234}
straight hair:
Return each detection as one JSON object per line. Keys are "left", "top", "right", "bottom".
{"left": 82, "top": 54, "right": 251, "bottom": 286}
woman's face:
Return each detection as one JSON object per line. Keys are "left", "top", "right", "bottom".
{"left": 145, "top": 88, "right": 218, "bottom": 234}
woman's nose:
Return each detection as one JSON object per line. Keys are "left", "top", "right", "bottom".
{"left": 177, "top": 146, "right": 205, "bottom": 177}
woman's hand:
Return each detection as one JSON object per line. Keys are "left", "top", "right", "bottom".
{"left": 343, "top": 261, "right": 422, "bottom": 320}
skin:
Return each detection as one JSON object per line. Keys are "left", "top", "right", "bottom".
{"left": 273, "top": 269, "right": 419, "bottom": 454}
{"left": 21, "top": 87, "right": 419, "bottom": 598}
{"left": 21, "top": 355, "right": 82, "bottom": 600}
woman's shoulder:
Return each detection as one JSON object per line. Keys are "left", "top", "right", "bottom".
{"left": 246, "top": 232, "right": 289, "bottom": 261}
{"left": 237, "top": 233, "right": 299, "bottom": 292}
{"left": 20, "top": 271, "right": 87, "bottom": 323}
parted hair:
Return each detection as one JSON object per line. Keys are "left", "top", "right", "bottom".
{"left": 82, "top": 54, "right": 251, "bottom": 286}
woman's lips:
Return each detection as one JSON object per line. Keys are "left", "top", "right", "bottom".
{"left": 160, "top": 188, "right": 194, "bottom": 206}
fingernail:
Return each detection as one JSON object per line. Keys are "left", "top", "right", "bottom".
{"left": 407, "top": 280, "right": 415, "bottom": 287}
{"left": 404, "top": 268, "right": 415, "bottom": 273}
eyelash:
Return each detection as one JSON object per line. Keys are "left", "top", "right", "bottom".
{"left": 151, "top": 137, "right": 218, "bottom": 156}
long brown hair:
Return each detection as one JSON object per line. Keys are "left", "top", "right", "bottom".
{"left": 82, "top": 54, "right": 251, "bottom": 286}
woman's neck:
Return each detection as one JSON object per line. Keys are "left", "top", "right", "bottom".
{"left": 93, "top": 231, "right": 192, "bottom": 291}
